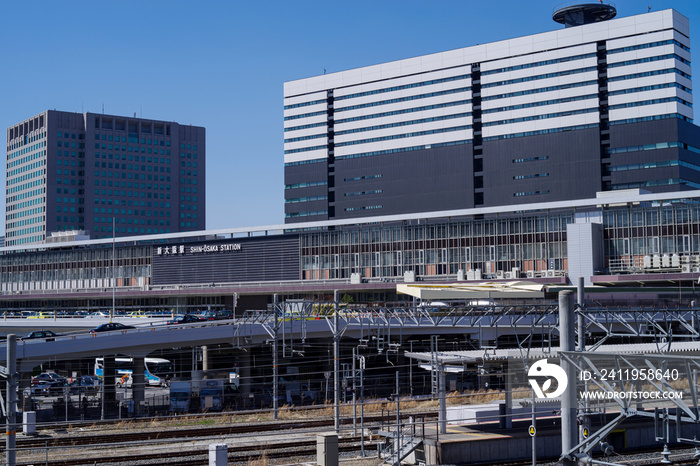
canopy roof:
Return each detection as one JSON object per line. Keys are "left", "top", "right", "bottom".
{"left": 396, "top": 281, "right": 546, "bottom": 301}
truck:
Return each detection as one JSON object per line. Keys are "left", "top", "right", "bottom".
{"left": 199, "top": 379, "right": 224, "bottom": 412}
{"left": 170, "top": 378, "right": 224, "bottom": 413}
{"left": 169, "top": 380, "right": 200, "bottom": 413}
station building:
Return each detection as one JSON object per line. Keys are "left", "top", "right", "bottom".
{"left": 283, "top": 7, "right": 698, "bottom": 223}
{"left": 5, "top": 110, "right": 206, "bottom": 247}
{"left": 1, "top": 189, "right": 700, "bottom": 313}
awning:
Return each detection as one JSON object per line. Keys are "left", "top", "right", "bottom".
{"left": 396, "top": 281, "right": 546, "bottom": 301}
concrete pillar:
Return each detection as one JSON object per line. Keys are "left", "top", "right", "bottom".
{"left": 209, "top": 443, "right": 228, "bottom": 465}
{"left": 6, "top": 334, "right": 17, "bottom": 466}
{"left": 202, "top": 346, "right": 209, "bottom": 372}
{"left": 317, "top": 433, "right": 339, "bottom": 466}
{"left": 132, "top": 356, "right": 145, "bottom": 416}
{"left": 560, "top": 291, "right": 578, "bottom": 465}
{"left": 103, "top": 356, "right": 117, "bottom": 416}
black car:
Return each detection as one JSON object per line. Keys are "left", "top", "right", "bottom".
{"left": 90, "top": 322, "right": 136, "bottom": 333}
{"left": 167, "top": 314, "right": 205, "bottom": 325}
{"left": 22, "top": 330, "right": 59, "bottom": 340}
{"left": 69, "top": 376, "right": 100, "bottom": 394}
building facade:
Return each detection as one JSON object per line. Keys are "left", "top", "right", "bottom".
{"left": 2, "top": 190, "right": 700, "bottom": 312}
{"left": 283, "top": 8, "right": 696, "bottom": 223}
{"left": 5, "top": 110, "right": 206, "bottom": 246}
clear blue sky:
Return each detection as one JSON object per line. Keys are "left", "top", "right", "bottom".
{"left": 1, "top": 1, "right": 698, "bottom": 236}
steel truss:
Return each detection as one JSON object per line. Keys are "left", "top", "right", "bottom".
{"left": 558, "top": 350, "right": 700, "bottom": 464}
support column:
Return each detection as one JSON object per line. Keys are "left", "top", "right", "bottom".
{"left": 6, "top": 334, "right": 17, "bottom": 466}
{"left": 132, "top": 356, "right": 145, "bottom": 416}
{"left": 560, "top": 291, "right": 578, "bottom": 466}
{"left": 202, "top": 346, "right": 209, "bottom": 372}
{"left": 103, "top": 356, "right": 117, "bottom": 418}
{"left": 577, "top": 277, "right": 585, "bottom": 351}
{"left": 504, "top": 361, "right": 512, "bottom": 429}
{"left": 273, "top": 294, "right": 279, "bottom": 421}
{"left": 334, "top": 289, "right": 340, "bottom": 434}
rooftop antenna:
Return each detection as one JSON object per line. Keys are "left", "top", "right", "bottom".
{"left": 648, "top": 5, "right": 652, "bottom": 12}
{"left": 102, "top": 103, "right": 104, "bottom": 114}
{"left": 324, "top": 68, "right": 327, "bottom": 75}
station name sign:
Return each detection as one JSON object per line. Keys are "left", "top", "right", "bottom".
{"left": 156, "top": 243, "right": 242, "bottom": 256}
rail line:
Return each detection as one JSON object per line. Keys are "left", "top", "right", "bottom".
{"left": 14, "top": 437, "right": 375, "bottom": 466}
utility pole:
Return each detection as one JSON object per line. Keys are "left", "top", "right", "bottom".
{"left": 6, "top": 334, "right": 17, "bottom": 466}
{"left": 560, "top": 291, "right": 577, "bottom": 465}
{"left": 334, "top": 290, "right": 340, "bottom": 433}
{"left": 273, "top": 294, "right": 279, "bottom": 420}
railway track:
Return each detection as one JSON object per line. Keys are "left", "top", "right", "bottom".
{"left": 15, "top": 437, "right": 376, "bottom": 466}
{"left": 4, "top": 411, "right": 434, "bottom": 451}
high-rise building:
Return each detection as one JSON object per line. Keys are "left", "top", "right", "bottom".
{"left": 5, "top": 110, "right": 205, "bottom": 246}
{"left": 283, "top": 6, "right": 697, "bottom": 223}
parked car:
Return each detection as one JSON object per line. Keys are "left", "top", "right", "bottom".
{"left": 21, "top": 330, "right": 59, "bottom": 340}
{"left": 69, "top": 376, "right": 100, "bottom": 394}
{"left": 31, "top": 372, "right": 66, "bottom": 386}
{"left": 32, "top": 380, "right": 67, "bottom": 396}
{"left": 167, "top": 314, "right": 205, "bottom": 325}
{"left": 90, "top": 322, "right": 136, "bottom": 333}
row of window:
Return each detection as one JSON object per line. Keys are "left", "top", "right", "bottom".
{"left": 483, "top": 123, "right": 598, "bottom": 141}
{"left": 285, "top": 210, "right": 328, "bottom": 218}
{"left": 608, "top": 96, "right": 692, "bottom": 110}
{"left": 285, "top": 180, "right": 328, "bottom": 190}
{"left": 94, "top": 208, "right": 172, "bottom": 217}
{"left": 514, "top": 190, "right": 550, "bottom": 197}
{"left": 8, "top": 141, "right": 45, "bottom": 160}
{"left": 483, "top": 94, "right": 597, "bottom": 114}
{"left": 482, "top": 66, "right": 596, "bottom": 89}
{"left": 613, "top": 178, "right": 700, "bottom": 190}
{"left": 6, "top": 206, "right": 43, "bottom": 221}
{"left": 336, "top": 139, "right": 470, "bottom": 160}
{"left": 95, "top": 134, "right": 173, "bottom": 147}
{"left": 513, "top": 173, "right": 549, "bottom": 180}
{"left": 344, "top": 174, "right": 382, "bottom": 182}
{"left": 345, "top": 205, "right": 383, "bottom": 211}
{"left": 94, "top": 217, "right": 172, "bottom": 226}
{"left": 7, "top": 187, "right": 44, "bottom": 204}
{"left": 607, "top": 53, "right": 691, "bottom": 69}
{"left": 609, "top": 159, "right": 700, "bottom": 173}
{"left": 609, "top": 113, "right": 693, "bottom": 126}
{"left": 334, "top": 112, "right": 471, "bottom": 137}
{"left": 9, "top": 159, "right": 44, "bottom": 177}
{"left": 7, "top": 129, "right": 45, "bottom": 151}
{"left": 606, "top": 140, "right": 700, "bottom": 155}
{"left": 94, "top": 144, "right": 172, "bottom": 156}
{"left": 345, "top": 190, "right": 383, "bottom": 196}
{"left": 483, "top": 107, "right": 597, "bottom": 127}
{"left": 7, "top": 168, "right": 43, "bottom": 186}
{"left": 285, "top": 195, "right": 328, "bottom": 204}
{"left": 513, "top": 156, "right": 549, "bottom": 163}
{"left": 335, "top": 74, "right": 470, "bottom": 101}
{"left": 93, "top": 188, "right": 172, "bottom": 201}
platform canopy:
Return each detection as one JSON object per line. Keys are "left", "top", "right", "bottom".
{"left": 396, "top": 281, "right": 545, "bottom": 301}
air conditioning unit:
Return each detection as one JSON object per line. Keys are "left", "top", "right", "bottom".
{"left": 351, "top": 273, "right": 362, "bottom": 284}
{"left": 526, "top": 271, "right": 535, "bottom": 278}
{"left": 682, "top": 264, "right": 692, "bottom": 273}
{"left": 681, "top": 255, "right": 691, "bottom": 264}
{"left": 504, "top": 272, "right": 513, "bottom": 279}
{"left": 672, "top": 254, "right": 680, "bottom": 268}
{"left": 496, "top": 270, "right": 505, "bottom": 279}
{"left": 457, "top": 269, "right": 465, "bottom": 281}
{"left": 653, "top": 254, "right": 661, "bottom": 268}
{"left": 404, "top": 271, "right": 416, "bottom": 283}
{"left": 511, "top": 267, "right": 521, "bottom": 278}
{"left": 546, "top": 270, "right": 555, "bottom": 278}
{"left": 643, "top": 255, "right": 652, "bottom": 268}
{"left": 662, "top": 254, "right": 671, "bottom": 268}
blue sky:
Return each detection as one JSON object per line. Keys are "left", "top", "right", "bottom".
{"left": 1, "top": 0, "right": 698, "bottom": 235}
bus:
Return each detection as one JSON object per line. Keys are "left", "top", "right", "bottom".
{"left": 94, "top": 357, "right": 174, "bottom": 387}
